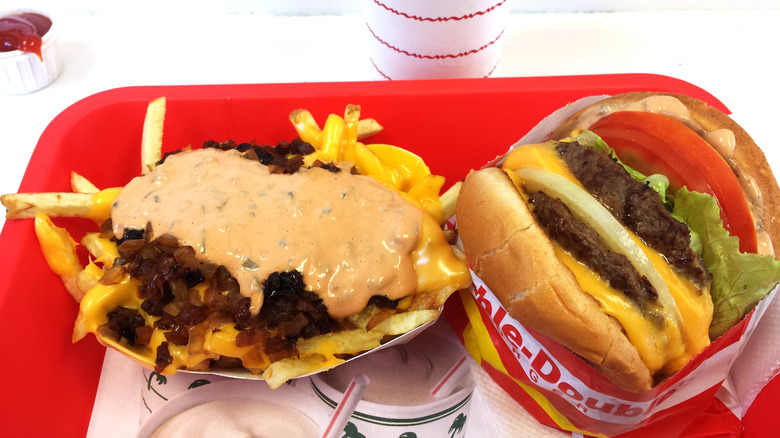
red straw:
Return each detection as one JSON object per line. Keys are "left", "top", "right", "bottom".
{"left": 431, "top": 355, "right": 468, "bottom": 398}
{"left": 321, "top": 374, "right": 370, "bottom": 438}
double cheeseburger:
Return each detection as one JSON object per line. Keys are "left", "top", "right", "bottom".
{"left": 455, "top": 92, "right": 780, "bottom": 393}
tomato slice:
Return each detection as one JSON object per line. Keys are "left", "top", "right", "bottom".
{"left": 589, "top": 111, "right": 757, "bottom": 254}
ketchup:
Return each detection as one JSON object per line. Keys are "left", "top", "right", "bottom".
{"left": 0, "top": 12, "right": 52, "bottom": 60}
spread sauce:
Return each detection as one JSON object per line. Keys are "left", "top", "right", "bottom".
{"left": 111, "top": 148, "right": 424, "bottom": 319}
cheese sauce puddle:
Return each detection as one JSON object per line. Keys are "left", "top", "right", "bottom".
{"left": 111, "top": 148, "right": 423, "bottom": 319}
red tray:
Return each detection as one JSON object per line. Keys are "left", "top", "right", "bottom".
{"left": 0, "top": 74, "right": 773, "bottom": 437}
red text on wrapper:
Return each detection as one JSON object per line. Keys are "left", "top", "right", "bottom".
{"left": 472, "top": 283, "right": 646, "bottom": 422}
{"left": 468, "top": 269, "right": 760, "bottom": 427}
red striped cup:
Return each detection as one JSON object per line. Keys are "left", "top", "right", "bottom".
{"left": 365, "top": 0, "right": 511, "bottom": 80}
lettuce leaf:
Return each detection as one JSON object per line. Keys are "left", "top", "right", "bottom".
{"left": 673, "top": 188, "right": 780, "bottom": 339}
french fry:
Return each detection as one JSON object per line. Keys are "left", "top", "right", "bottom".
{"left": 296, "top": 329, "right": 385, "bottom": 357}
{"left": 346, "top": 304, "right": 387, "bottom": 331}
{"left": 357, "top": 118, "right": 383, "bottom": 140}
{"left": 319, "top": 114, "right": 346, "bottom": 161}
{"left": 439, "top": 181, "right": 461, "bottom": 223}
{"left": 289, "top": 106, "right": 382, "bottom": 149}
{"left": 263, "top": 354, "right": 343, "bottom": 389}
{"left": 273, "top": 310, "right": 439, "bottom": 389}
{"left": 141, "top": 96, "right": 166, "bottom": 174}
{"left": 77, "top": 262, "right": 104, "bottom": 295}
{"left": 81, "top": 233, "right": 118, "bottom": 268}
{"left": 289, "top": 109, "right": 322, "bottom": 146}
{"left": 371, "top": 309, "right": 439, "bottom": 336}
{"left": 343, "top": 104, "right": 361, "bottom": 154}
{"left": 70, "top": 171, "right": 99, "bottom": 193}
{"left": 1, "top": 192, "right": 95, "bottom": 220}
{"left": 33, "top": 213, "right": 86, "bottom": 302}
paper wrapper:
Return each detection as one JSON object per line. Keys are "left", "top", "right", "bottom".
{"left": 364, "top": 0, "right": 511, "bottom": 80}
{"left": 443, "top": 96, "right": 780, "bottom": 437}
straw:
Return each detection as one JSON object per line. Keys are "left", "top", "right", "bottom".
{"left": 321, "top": 374, "right": 370, "bottom": 438}
{"left": 431, "top": 355, "right": 469, "bottom": 398}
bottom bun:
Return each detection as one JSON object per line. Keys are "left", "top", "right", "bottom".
{"left": 456, "top": 166, "right": 653, "bottom": 393}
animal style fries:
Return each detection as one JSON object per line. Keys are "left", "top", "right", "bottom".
{"left": 1, "top": 99, "right": 470, "bottom": 388}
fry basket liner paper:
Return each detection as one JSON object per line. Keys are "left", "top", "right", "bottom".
{"left": 447, "top": 95, "right": 780, "bottom": 437}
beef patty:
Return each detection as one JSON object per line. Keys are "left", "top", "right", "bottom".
{"left": 556, "top": 141, "right": 710, "bottom": 287}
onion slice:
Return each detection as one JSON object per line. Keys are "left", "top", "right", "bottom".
{"left": 514, "top": 167, "right": 683, "bottom": 327}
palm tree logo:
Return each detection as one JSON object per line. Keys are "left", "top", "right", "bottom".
{"left": 448, "top": 413, "right": 467, "bottom": 437}
{"left": 145, "top": 371, "right": 169, "bottom": 401}
{"left": 342, "top": 421, "right": 365, "bottom": 438}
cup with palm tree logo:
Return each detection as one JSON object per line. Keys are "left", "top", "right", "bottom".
{"left": 311, "top": 321, "right": 476, "bottom": 437}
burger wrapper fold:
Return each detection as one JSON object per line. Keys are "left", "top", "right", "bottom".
{"left": 443, "top": 96, "right": 780, "bottom": 437}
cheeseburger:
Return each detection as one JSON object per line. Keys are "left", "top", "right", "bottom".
{"left": 455, "top": 92, "right": 780, "bottom": 393}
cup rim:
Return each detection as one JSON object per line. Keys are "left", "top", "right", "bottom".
{"left": 309, "top": 374, "right": 474, "bottom": 416}
{"left": 135, "top": 379, "right": 327, "bottom": 438}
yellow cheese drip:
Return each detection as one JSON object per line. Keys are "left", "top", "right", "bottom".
{"left": 502, "top": 142, "right": 580, "bottom": 186}
{"left": 34, "top": 213, "right": 81, "bottom": 279}
{"left": 628, "top": 235, "right": 712, "bottom": 374}
{"left": 86, "top": 187, "right": 123, "bottom": 223}
{"left": 410, "top": 201, "right": 471, "bottom": 293}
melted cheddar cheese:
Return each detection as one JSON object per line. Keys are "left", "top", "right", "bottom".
{"left": 86, "top": 188, "right": 123, "bottom": 222}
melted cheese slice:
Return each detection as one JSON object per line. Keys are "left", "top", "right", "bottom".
{"left": 502, "top": 142, "right": 712, "bottom": 377}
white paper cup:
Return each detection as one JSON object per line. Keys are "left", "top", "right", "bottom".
{"left": 310, "top": 323, "right": 476, "bottom": 436}
{"left": 311, "top": 376, "right": 475, "bottom": 437}
{"left": 365, "top": 0, "right": 512, "bottom": 80}
{"left": 138, "top": 368, "right": 232, "bottom": 422}
{"left": 0, "top": 9, "right": 61, "bottom": 95}
{"left": 137, "top": 379, "right": 328, "bottom": 438}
